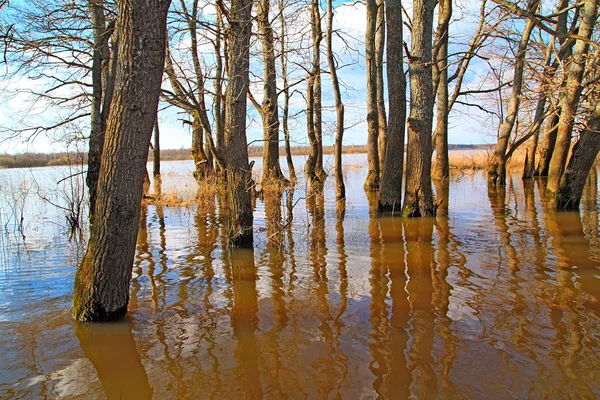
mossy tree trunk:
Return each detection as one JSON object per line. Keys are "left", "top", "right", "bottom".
{"left": 73, "top": 0, "right": 171, "bottom": 322}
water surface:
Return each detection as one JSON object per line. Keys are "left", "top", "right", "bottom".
{"left": 1, "top": 154, "right": 599, "bottom": 398}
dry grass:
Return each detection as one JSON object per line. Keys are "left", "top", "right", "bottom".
{"left": 442, "top": 148, "right": 529, "bottom": 178}
{"left": 143, "top": 172, "right": 225, "bottom": 207}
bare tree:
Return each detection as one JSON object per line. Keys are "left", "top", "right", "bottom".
{"left": 326, "top": 0, "right": 345, "bottom": 200}
{"left": 488, "top": 0, "right": 538, "bottom": 187}
{"left": 432, "top": 0, "right": 452, "bottom": 182}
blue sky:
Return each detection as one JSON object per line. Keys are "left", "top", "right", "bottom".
{"left": 0, "top": 0, "right": 498, "bottom": 154}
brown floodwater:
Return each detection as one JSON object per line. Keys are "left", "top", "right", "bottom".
{"left": 1, "top": 156, "right": 600, "bottom": 399}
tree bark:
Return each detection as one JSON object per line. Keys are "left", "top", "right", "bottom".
{"left": 375, "top": 0, "right": 387, "bottom": 172}
{"left": 547, "top": 0, "right": 597, "bottom": 195}
{"left": 378, "top": 0, "right": 406, "bottom": 213}
{"left": 223, "top": 0, "right": 254, "bottom": 247}
{"left": 364, "top": 0, "right": 380, "bottom": 190}
{"left": 73, "top": 0, "right": 171, "bottom": 322}
{"left": 556, "top": 101, "right": 600, "bottom": 209}
{"left": 432, "top": 0, "right": 452, "bottom": 182}
{"left": 326, "top": 0, "right": 345, "bottom": 201}
{"left": 488, "top": 0, "right": 537, "bottom": 187}
{"left": 258, "top": 0, "right": 286, "bottom": 186}
{"left": 402, "top": 0, "right": 435, "bottom": 217}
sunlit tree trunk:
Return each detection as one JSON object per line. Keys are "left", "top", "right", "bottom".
{"left": 378, "top": 0, "right": 405, "bottom": 213}
{"left": 547, "top": 0, "right": 597, "bottom": 195}
{"left": 402, "top": 0, "right": 435, "bottom": 217}
{"left": 258, "top": 0, "right": 286, "bottom": 186}
{"left": 488, "top": 0, "right": 537, "bottom": 187}
{"left": 326, "top": 0, "right": 345, "bottom": 201}
{"left": 73, "top": 0, "right": 171, "bottom": 322}
{"left": 364, "top": 0, "right": 380, "bottom": 190}
{"left": 432, "top": 0, "right": 451, "bottom": 182}
{"left": 534, "top": 0, "right": 570, "bottom": 177}
{"left": 223, "top": 0, "right": 254, "bottom": 247}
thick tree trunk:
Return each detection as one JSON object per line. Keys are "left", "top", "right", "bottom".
{"left": 279, "top": 1, "right": 296, "bottom": 182}
{"left": 258, "top": 0, "right": 286, "bottom": 186}
{"left": 488, "top": 0, "right": 536, "bottom": 187}
{"left": 326, "top": 0, "right": 345, "bottom": 201}
{"left": 402, "top": 0, "right": 435, "bottom": 217}
{"left": 223, "top": 0, "right": 254, "bottom": 247}
{"left": 364, "top": 0, "right": 380, "bottom": 190}
{"left": 556, "top": 102, "right": 600, "bottom": 209}
{"left": 432, "top": 0, "right": 452, "bottom": 182}
{"left": 87, "top": 0, "right": 113, "bottom": 218}
{"left": 375, "top": 0, "right": 387, "bottom": 172}
{"left": 547, "top": 0, "right": 597, "bottom": 195}
{"left": 73, "top": 0, "right": 171, "bottom": 322}
{"left": 378, "top": 0, "right": 405, "bottom": 213}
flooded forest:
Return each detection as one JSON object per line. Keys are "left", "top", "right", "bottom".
{"left": 1, "top": 0, "right": 600, "bottom": 397}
